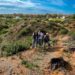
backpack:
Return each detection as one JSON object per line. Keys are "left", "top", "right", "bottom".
{"left": 44, "top": 35, "right": 50, "bottom": 42}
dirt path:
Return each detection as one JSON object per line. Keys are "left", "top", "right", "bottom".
{"left": 17, "top": 47, "right": 64, "bottom": 75}
{"left": 0, "top": 47, "right": 64, "bottom": 75}
{"left": 0, "top": 46, "right": 75, "bottom": 75}
{"left": 0, "top": 34, "right": 69, "bottom": 75}
{"left": 0, "top": 35, "right": 73, "bottom": 75}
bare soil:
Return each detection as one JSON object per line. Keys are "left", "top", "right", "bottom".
{"left": 0, "top": 36, "right": 75, "bottom": 75}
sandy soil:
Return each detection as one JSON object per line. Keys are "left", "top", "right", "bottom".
{"left": 0, "top": 35, "right": 75, "bottom": 75}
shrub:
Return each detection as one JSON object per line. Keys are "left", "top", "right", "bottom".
{"left": 21, "top": 60, "right": 39, "bottom": 69}
{"left": 18, "top": 27, "right": 32, "bottom": 37}
{"left": 48, "top": 18, "right": 64, "bottom": 23}
{"left": 2, "top": 41, "right": 30, "bottom": 56}
{"left": 0, "top": 25, "right": 9, "bottom": 31}
{"left": 0, "top": 29, "right": 8, "bottom": 35}
{"left": 25, "top": 36, "right": 32, "bottom": 46}
{"left": 68, "top": 31, "right": 75, "bottom": 40}
{"left": 59, "top": 28, "right": 68, "bottom": 35}
{"left": 50, "top": 38, "right": 57, "bottom": 46}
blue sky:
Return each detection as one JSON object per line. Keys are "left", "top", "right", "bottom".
{"left": 0, "top": 0, "right": 75, "bottom": 14}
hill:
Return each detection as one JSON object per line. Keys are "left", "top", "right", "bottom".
{"left": 0, "top": 14, "right": 75, "bottom": 75}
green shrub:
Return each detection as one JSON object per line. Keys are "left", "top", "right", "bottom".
{"left": 50, "top": 38, "right": 57, "bottom": 46}
{"left": 68, "top": 31, "right": 75, "bottom": 36}
{"left": 68, "top": 31, "right": 75, "bottom": 39}
{"left": 18, "top": 27, "right": 32, "bottom": 37}
{"left": 25, "top": 36, "right": 32, "bottom": 46}
{"left": 21, "top": 60, "right": 39, "bottom": 69}
{"left": 0, "top": 25, "right": 9, "bottom": 30}
{"left": 59, "top": 28, "right": 68, "bottom": 35}
{"left": 2, "top": 41, "right": 30, "bottom": 56}
{"left": 49, "top": 18, "right": 64, "bottom": 23}
{"left": 0, "top": 29, "right": 8, "bottom": 35}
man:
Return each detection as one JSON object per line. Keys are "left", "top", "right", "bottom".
{"left": 44, "top": 33, "right": 50, "bottom": 48}
{"left": 38, "top": 31, "right": 44, "bottom": 47}
{"left": 32, "top": 31, "right": 38, "bottom": 48}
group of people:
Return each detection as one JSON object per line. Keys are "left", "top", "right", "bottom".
{"left": 32, "top": 30, "right": 50, "bottom": 48}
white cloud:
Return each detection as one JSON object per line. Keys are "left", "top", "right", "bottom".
{"left": 0, "top": 0, "right": 71, "bottom": 14}
{"left": 0, "top": 0, "right": 21, "bottom": 2}
{"left": 0, "top": 0, "right": 37, "bottom": 8}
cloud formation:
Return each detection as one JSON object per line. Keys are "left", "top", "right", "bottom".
{"left": 0, "top": 0, "right": 75, "bottom": 14}
{"left": 0, "top": 0, "right": 37, "bottom": 8}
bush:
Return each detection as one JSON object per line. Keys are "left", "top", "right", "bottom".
{"left": 21, "top": 60, "right": 39, "bottom": 69}
{"left": 25, "top": 36, "right": 32, "bottom": 46}
{"left": 0, "top": 29, "right": 8, "bottom": 35}
{"left": 0, "top": 25, "right": 9, "bottom": 30}
{"left": 2, "top": 41, "right": 30, "bottom": 56}
{"left": 48, "top": 18, "right": 64, "bottom": 23}
{"left": 18, "top": 27, "right": 32, "bottom": 37}
{"left": 50, "top": 38, "right": 57, "bottom": 46}
{"left": 59, "top": 28, "right": 68, "bottom": 35}
{"left": 68, "top": 31, "right": 75, "bottom": 40}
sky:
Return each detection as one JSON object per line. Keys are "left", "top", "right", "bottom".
{"left": 0, "top": 0, "right": 75, "bottom": 14}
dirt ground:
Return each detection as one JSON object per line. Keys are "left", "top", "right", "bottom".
{"left": 0, "top": 36, "right": 75, "bottom": 75}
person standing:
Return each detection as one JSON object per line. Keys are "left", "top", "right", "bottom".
{"left": 32, "top": 31, "right": 38, "bottom": 48}
{"left": 38, "top": 31, "right": 44, "bottom": 47}
{"left": 44, "top": 33, "right": 50, "bottom": 48}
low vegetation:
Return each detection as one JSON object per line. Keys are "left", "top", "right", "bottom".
{"left": 59, "top": 28, "right": 69, "bottom": 35}
{"left": 0, "top": 14, "right": 75, "bottom": 56}
{"left": 1, "top": 40, "right": 31, "bottom": 56}
{"left": 18, "top": 27, "right": 32, "bottom": 38}
{"left": 21, "top": 60, "right": 39, "bottom": 69}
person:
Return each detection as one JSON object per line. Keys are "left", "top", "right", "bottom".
{"left": 32, "top": 31, "right": 38, "bottom": 48}
{"left": 38, "top": 31, "right": 44, "bottom": 47}
{"left": 44, "top": 33, "right": 50, "bottom": 48}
